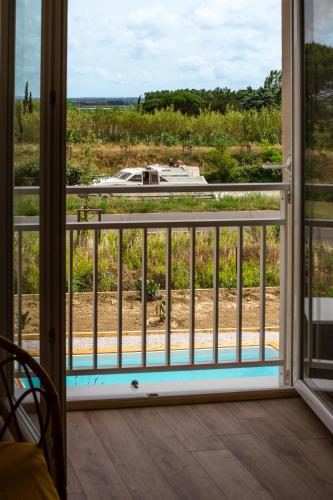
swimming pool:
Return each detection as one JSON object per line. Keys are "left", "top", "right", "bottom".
{"left": 65, "top": 346, "right": 280, "bottom": 387}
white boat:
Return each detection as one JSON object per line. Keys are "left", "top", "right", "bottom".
{"left": 93, "top": 164, "right": 207, "bottom": 187}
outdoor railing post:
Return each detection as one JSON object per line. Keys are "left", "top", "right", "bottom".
{"left": 68, "top": 230, "right": 74, "bottom": 371}
{"left": 117, "top": 229, "right": 123, "bottom": 369}
{"left": 17, "top": 230, "right": 23, "bottom": 351}
{"left": 166, "top": 228, "right": 172, "bottom": 366}
{"left": 213, "top": 227, "right": 220, "bottom": 364}
{"left": 260, "top": 225, "right": 267, "bottom": 361}
{"left": 236, "top": 226, "right": 243, "bottom": 363}
{"left": 93, "top": 229, "right": 98, "bottom": 369}
{"left": 190, "top": 227, "right": 196, "bottom": 365}
{"left": 307, "top": 225, "right": 313, "bottom": 375}
{"left": 279, "top": 189, "right": 289, "bottom": 385}
{"left": 142, "top": 228, "right": 148, "bottom": 367}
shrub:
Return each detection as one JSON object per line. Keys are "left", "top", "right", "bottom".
{"left": 66, "top": 145, "right": 97, "bottom": 185}
{"left": 134, "top": 277, "right": 160, "bottom": 301}
{"left": 205, "top": 145, "right": 282, "bottom": 183}
{"left": 260, "top": 140, "right": 283, "bottom": 164}
{"left": 204, "top": 150, "right": 239, "bottom": 183}
{"left": 66, "top": 160, "right": 96, "bottom": 185}
{"left": 15, "top": 159, "right": 40, "bottom": 186}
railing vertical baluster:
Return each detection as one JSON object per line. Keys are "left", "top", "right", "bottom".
{"left": 166, "top": 228, "right": 172, "bottom": 366}
{"left": 142, "top": 228, "right": 147, "bottom": 367}
{"left": 279, "top": 191, "right": 288, "bottom": 384}
{"left": 68, "top": 230, "right": 74, "bottom": 370}
{"left": 260, "top": 226, "right": 266, "bottom": 361}
{"left": 118, "top": 229, "right": 123, "bottom": 368}
{"left": 307, "top": 225, "right": 313, "bottom": 369}
{"left": 93, "top": 229, "right": 98, "bottom": 369}
{"left": 190, "top": 227, "right": 196, "bottom": 365}
{"left": 237, "top": 227, "right": 243, "bottom": 363}
{"left": 213, "top": 227, "right": 220, "bottom": 364}
{"left": 17, "top": 230, "right": 23, "bottom": 351}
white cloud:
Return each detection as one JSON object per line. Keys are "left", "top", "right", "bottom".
{"left": 67, "top": 0, "right": 282, "bottom": 96}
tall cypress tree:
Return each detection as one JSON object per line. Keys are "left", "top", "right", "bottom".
{"left": 23, "top": 81, "right": 29, "bottom": 113}
{"left": 28, "top": 92, "right": 33, "bottom": 113}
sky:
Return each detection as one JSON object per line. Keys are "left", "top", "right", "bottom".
{"left": 305, "top": 0, "right": 333, "bottom": 44}
{"left": 16, "top": 0, "right": 282, "bottom": 98}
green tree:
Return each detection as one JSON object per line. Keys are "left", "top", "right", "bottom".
{"left": 137, "top": 95, "right": 142, "bottom": 112}
{"left": 23, "top": 81, "right": 29, "bottom": 113}
{"left": 143, "top": 89, "right": 204, "bottom": 115}
{"left": 209, "top": 87, "right": 238, "bottom": 113}
{"left": 236, "top": 71, "right": 282, "bottom": 111}
{"left": 28, "top": 92, "right": 34, "bottom": 114}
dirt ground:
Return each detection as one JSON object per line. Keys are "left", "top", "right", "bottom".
{"left": 15, "top": 287, "right": 280, "bottom": 336}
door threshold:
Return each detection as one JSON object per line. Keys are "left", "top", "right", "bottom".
{"left": 67, "top": 386, "right": 296, "bottom": 411}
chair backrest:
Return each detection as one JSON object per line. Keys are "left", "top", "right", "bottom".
{"left": 0, "top": 336, "right": 66, "bottom": 499}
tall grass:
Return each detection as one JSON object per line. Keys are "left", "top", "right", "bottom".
{"left": 16, "top": 106, "right": 282, "bottom": 146}
{"left": 66, "top": 107, "right": 281, "bottom": 145}
{"left": 14, "top": 227, "right": 281, "bottom": 294}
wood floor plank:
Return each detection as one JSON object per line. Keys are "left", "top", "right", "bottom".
{"left": 68, "top": 494, "right": 87, "bottom": 500}
{"left": 240, "top": 414, "right": 294, "bottom": 440}
{"left": 223, "top": 400, "right": 271, "bottom": 419}
{"left": 260, "top": 398, "right": 331, "bottom": 440}
{"left": 67, "top": 412, "right": 132, "bottom": 500}
{"left": 300, "top": 438, "right": 333, "bottom": 479}
{"left": 191, "top": 402, "right": 249, "bottom": 436}
{"left": 123, "top": 407, "right": 227, "bottom": 500}
{"left": 87, "top": 409, "right": 179, "bottom": 500}
{"left": 242, "top": 417, "right": 333, "bottom": 499}
{"left": 241, "top": 415, "right": 333, "bottom": 479}
{"left": 156, "top": 405, "right": 226, "bottom": 452}
{"left": 67, "top": 458, "right": 85, "bottom": 495}
{"left": 67, "top": 400, "right": 332, "bottom": 500}
{"left": 194, "top": 449, "right": 273, "bottom": 500}
{"left": 223, "top": 433, "right": 320, "bottom": 500}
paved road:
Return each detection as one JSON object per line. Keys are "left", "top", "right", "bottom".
{"left": 15, "top": 210, "right": 281, "bottom": 226}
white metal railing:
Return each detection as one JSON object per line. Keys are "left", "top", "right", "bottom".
{"left": 14, "top": 183, "right": 289, "bottom": 380}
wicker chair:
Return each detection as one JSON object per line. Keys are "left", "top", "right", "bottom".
{"left": 0, "top": 336, "right": 66, "bottom": 499}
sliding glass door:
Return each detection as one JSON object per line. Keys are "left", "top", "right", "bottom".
{"left": 0, "top": 0, "right": 68, "bottom": 412}
{"left": 14, "top": 0, "right": 42, "bottom": 362}
{"left": 296, "top": 0, "right": 333, "bottom": 428}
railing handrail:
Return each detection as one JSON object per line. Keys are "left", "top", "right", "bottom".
{"left": 14, "top": 182, "right": 290, "bottom": 196}
{"left": 305, "top": 184, "right": 333, "bottom": 192}
{"left": 14, "top": 216, "right": 286, "bottom": 232}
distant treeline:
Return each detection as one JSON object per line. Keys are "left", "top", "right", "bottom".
{"left": 69, "top": 97, "right": 139, "bottom": 108}
{"left": 14, "top": 71, "right": 282, "bottom": 146}
{"left": 142, "top": 70, "right": 281, "bottom": 116}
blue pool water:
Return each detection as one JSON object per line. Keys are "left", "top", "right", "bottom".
{"left": 65, "top": 346, "right": 279, "bottom": 387}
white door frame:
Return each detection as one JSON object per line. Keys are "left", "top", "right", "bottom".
{"left": 40, "top": 0, "right": 68, "bottom": 425}
{"left": 0, "top": 0, "right": 15, "bottom": 344}
{"left": 0, "top": 0, "right": 68, "bottom": 427}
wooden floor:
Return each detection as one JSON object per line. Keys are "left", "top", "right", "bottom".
{"left": 67, "top": 397, "right": 333, "bottom": 500}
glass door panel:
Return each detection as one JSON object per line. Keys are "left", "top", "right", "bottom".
{"left": 14, "top": 0, "right": 41, "bottom": 362}
{"left": 303, "top": 0, "right": 333, "bottom": 411}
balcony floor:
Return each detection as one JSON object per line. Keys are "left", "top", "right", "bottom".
{"left": 67, "top": 397, "right": 333, "bottom": 500}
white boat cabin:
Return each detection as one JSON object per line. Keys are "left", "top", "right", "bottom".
{"left": 93, "top": 164, "right": 207, "bottom": 186}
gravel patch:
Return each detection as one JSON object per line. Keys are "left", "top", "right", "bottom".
{"left": 23, "top": 331, "right": 279, "bottom": 353}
